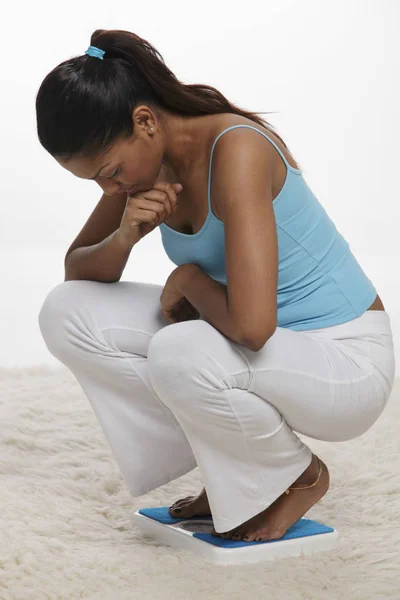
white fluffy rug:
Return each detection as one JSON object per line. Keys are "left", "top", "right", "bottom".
{"left": 1, "top": 366, "right": 399, "bottom": 600}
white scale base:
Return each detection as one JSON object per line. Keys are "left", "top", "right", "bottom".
{"left": 134, "top": 507, "right": 340, "bottom": 565}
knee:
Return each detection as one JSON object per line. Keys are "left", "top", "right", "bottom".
{"left": 38, "top": 281, "right": 84, "bottom": 354}
{"left": 147, "top": 321, "right": 227, "bottom": 406}
{"left": 147, "top": 322, "right": 204, "bottom": 398}
{"left": 147, "top": 323, "right": 194, "bottom": 377}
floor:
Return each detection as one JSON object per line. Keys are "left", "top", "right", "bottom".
{"left": 0, "top": 364, "right": 399, "bottom": 599}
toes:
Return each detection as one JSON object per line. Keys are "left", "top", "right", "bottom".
{"left": 169, "top": 496, "right": 197, "bottom": 516}
{"left": 232, "top": 529, "right": 246, "bottom": 541}
{"left": 169, "top": 506, "right": 191, "bottom": 517}
{"left": 239, "top": 529, "right": 271, "bottom": 542}
{"left": 211, "top": 526, "right": 287, "bottom": 542}
{"left": 170, "top": 496, "right": 195, "bottom": 509}
{"left": 169, "top": 505, "right": 186, "bottom": 516}
{"left": 169, "top": 507, "right": 182, "bottom": 514}
{"left": 252, "top": 528, "right": 286, "bottom": 542}
{"left": 220, "top": 526, "right": 242, "bottom": 539}
{"left": 249, "top": 529, "right": 269, "bottom": 542}
{"left": 217, "top": 523, "right": 267, "bottom": 541}
{"left": 243, "top": 531, "right": 258, "bottom": 542}
{"left": 212, "top": 530, "right": 234, "bottom": 539}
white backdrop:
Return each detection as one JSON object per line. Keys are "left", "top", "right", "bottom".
{"left": 1, "top": 0, "right": 398, "bottom": 370}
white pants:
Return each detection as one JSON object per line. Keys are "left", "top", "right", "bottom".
{"left": 38, "top": 280, "right": 396, "bottom": 533}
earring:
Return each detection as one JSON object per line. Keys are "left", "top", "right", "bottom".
{"left": 135, "top": 119, "right": 155, "bottom": 133}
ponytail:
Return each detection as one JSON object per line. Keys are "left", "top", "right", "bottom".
{"left": 36, "top": 29, "right": 289, "bottom": 160}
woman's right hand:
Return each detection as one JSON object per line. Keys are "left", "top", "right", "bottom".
{"left": 116, "top": 181, "right": 183, "bottom": 246}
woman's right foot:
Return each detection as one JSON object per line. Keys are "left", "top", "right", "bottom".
{"left": 168, "top": 487, "right": 211, "bottom": 518}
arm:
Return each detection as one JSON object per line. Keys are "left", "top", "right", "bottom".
{"left": 179, "top": 267, "right": 246, "bottom": 345}
{"left": 180, "top": 129, "right": 278, "bottom": 351}
{"left": 64, "top": 228, "right": 139, "bottom": 283}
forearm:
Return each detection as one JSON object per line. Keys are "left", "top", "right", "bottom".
{"left": 179, "top": 266, "right": 246, "bottom": 346}
{"left": 64, "top": 229, "right": 138, "bottom": 283}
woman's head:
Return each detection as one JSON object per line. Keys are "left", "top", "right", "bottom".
{"left": 53, "top": 103, "right": 169, "bottom": 197}
{"left": 36, "top": 28, "right": 286, "bottom": 195}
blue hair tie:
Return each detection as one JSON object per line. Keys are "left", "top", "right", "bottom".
{"left": 85, "top": 45, "right": 105, "bottom": 60}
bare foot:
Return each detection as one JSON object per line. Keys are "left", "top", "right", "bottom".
{"left": 211, "top": 453, "right": 330, "bottom": 542}
{"left": 169, "top": 487, "right": 211, "bottom": 518}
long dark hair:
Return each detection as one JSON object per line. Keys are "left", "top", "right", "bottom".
{"left": 36, "top": 29, "right": 291, "bottom": 161}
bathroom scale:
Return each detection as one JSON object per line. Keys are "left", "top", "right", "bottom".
{"left": 133, "top": 507, "right": 339, "bottom": 565}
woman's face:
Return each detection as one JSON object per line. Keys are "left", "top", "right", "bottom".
{"left": 56, "top": 106, "right": 165, "bottom": 197}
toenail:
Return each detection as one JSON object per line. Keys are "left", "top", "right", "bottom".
{"left": 244, "top": 536, "right": 249, "bottom": 541}
{"left": 256, "top": 537, "right": 262, "bottom": 542}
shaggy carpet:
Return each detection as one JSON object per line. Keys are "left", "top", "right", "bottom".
{"left": 1, "top": 366, "right": 399, "bottom": 600}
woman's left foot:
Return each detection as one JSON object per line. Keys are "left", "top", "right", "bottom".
{"left": 211, "top": 453, "right": 329, "bottom": 542}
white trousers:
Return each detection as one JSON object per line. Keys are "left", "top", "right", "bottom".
{"left": 38, "top": 280, "right": 396, "bottom": 533}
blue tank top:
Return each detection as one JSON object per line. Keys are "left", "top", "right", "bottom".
{"left": 159, "top": 124, "right": 377, "bottom": 331}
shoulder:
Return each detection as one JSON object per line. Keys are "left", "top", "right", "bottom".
{"left": 211, "top": 120, "right": 279, "bottom": 170}
{"left": 210, "top": 123, "right": 277, "bottom": 216}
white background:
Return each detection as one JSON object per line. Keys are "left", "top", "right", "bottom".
{"left": 1, "top": 0, "right": 398, "bottom": 371}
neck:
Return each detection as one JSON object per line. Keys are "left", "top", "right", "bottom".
{"left": 161, "top": 113, "right": 212, "bottom": 182}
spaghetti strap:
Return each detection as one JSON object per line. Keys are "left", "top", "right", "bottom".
{"left": 210, "top": 124, "right": 300, "bottom": 171}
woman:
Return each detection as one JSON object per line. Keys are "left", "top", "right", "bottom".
{"left": 36, "top": 29, "right": 395, "bottom": 543}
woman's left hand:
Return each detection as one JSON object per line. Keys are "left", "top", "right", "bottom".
{"left": 160, "top": 264, "right": 200, "bottom": 323}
